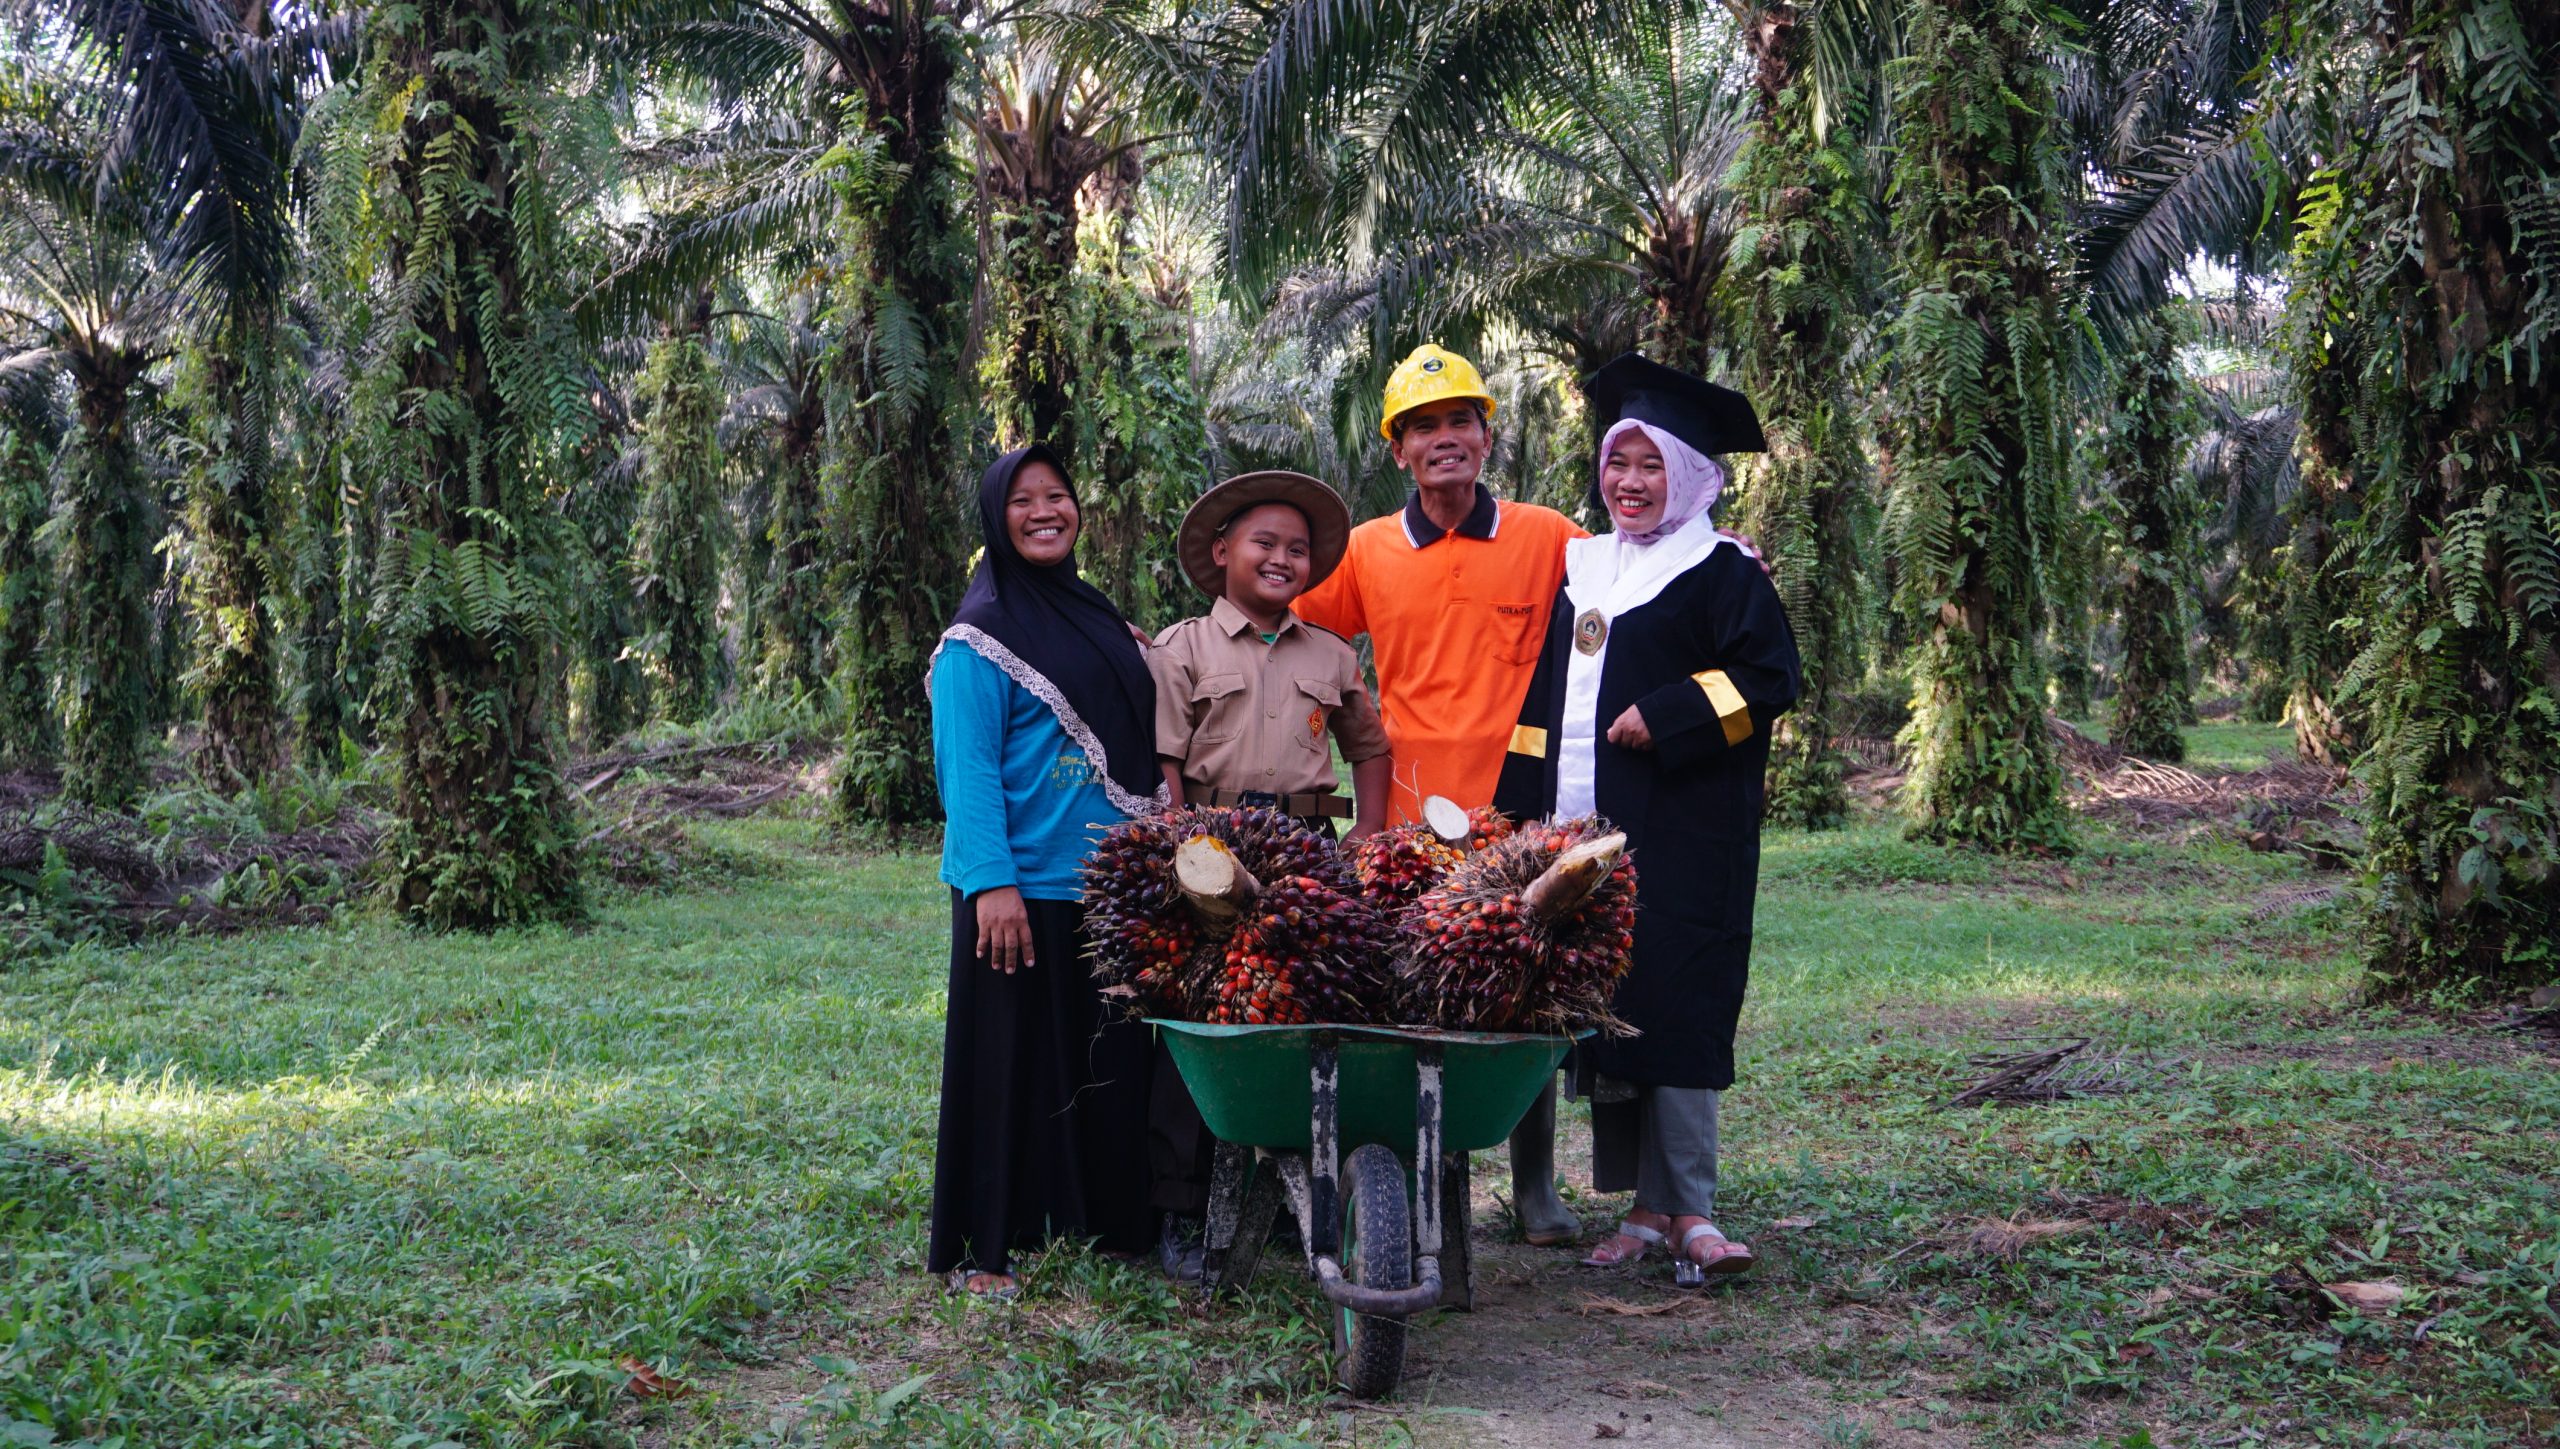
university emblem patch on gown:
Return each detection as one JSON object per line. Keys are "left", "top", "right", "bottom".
{"left": 1574, "top": 608, "right": 1609, "bottom": 656}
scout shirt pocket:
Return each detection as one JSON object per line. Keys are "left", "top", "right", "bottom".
{"left": 1490, "top": 600, "right": 1542, "bottom": 665}
{"left": 1291, "top": 677, "right": 1342, "bottom": 753}
{"left": 1189, "top": 672, "right": 1249, "bottom": 743}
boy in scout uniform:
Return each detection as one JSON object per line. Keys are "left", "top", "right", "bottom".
{"left": 1150, "top": 471, "right": 1392, "bottom": 836}
{"left": 1143, "top": 471, "right": 1391, "bottom": 1277}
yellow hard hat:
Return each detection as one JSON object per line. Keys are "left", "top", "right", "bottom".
{"left": 1379, "top": 344, "right": 1497, "bottom": 440}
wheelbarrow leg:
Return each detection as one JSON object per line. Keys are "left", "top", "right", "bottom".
{"left": 1413, "top": 1045, "right": 1447, "bottom": 1301}
{"left": 1438, "top": 1150, "right": 1475, "bottom": 1311}
{"left": 1306, "top": 1032, "right": 1341, "bottom": 1264}
{"left": 1199, "top": 1140, "right": 1247, "bottom": 1293}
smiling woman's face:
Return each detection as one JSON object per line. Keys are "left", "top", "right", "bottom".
{"left": 1601, "top": 428, "right": 1668, "bottom": 533}
{"left": 1005, "top": 460, "right": 1079, "bottom": 565}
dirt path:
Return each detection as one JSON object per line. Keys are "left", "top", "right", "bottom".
{"left": 1391, "top": 1114, "right": 1879, "bottom": 1449}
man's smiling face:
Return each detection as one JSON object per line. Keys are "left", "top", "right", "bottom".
{"left": 1390, "top": 400, "right": 1490, "bottom": 492}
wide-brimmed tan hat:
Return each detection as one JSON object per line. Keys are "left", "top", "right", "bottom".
{"left": 1177, "top": 471, "right": 1353, "bottom": 598}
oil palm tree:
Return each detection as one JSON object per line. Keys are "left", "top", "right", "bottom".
{"left": 0, "top": 363, "right": 62, "bottom": 767}
{"left": 20, "top": 0, "right": 347, "bottom": 787}
{"left": 720, "top": 293, "right": 830, "bottom": 701}
{"left": 1724, "top": 0, "right": 1895, "bottom": 829}
{"left": 2276, "top": 0, "right": 2559, "bottom": 994}
{"left": 0, "top": 46, "right": 183, "bottom": 807}
{"left": 965, "top": 44, "right": 1155, "bottom": 456}
{"left": 1882, "top": 0, "right": 2077, "bottom": 851}
{"left": 598, "top": 0, "right": 982, "bottom": 829}
{"left": 315, "top": 0, "right": 621, "bottom": 926}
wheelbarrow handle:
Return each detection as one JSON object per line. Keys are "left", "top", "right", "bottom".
{"left": 1314, "top": 1253, "right": 1446, "bottom": 1318}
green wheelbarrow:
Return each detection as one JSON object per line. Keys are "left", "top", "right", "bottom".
{"left": 1151, "top": 1019, "right": 1580, "bottom": 1399}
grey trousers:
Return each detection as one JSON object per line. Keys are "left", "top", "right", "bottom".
{"left": 1588, "top": 1084, "right": 1720, "bottom": 1219}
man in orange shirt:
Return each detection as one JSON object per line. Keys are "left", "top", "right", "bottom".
{"left": 1293, "top": 344, "right": 1587, "bottom": 1244}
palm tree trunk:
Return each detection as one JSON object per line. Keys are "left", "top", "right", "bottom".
{"left": 2327, "top": 0, "right": 2559, "bottom": 994}
{"left": 289, "top": 440, "right": 348, "bottom": 768}
{"left": 59, "top": 349, "right": 157, "bottom": 809}
{"left": 634, "top": 300, "right": 727, "bottom": 723}
{"left": 2282, "top": 342, "right": 2359, "bottom": 766}
{"left": 185, "top": 343, "right": 284, "bottom": 787}
{"left": 0, "top": 419, "right": 54, "bottom": 769}
{"left": 757, "top": 389, "right": 827, "bottom": 699}
{"left": 831, "top": 6, "right": 969, "bottom": 830}
{"left": 2102, "top": 314, "right": 2196, "bottom": 762}
{"left": 1731, "top": 1, "right": 1874, "bottom": 830}
{"left": 369, "top": 0, "right": 581, "bottom": 927}
{"left": 2046, "top": 449, "right": 2099, "bottom": 721}
{"left": 1883, "top": 0, "right": 2073, "bottom": 850}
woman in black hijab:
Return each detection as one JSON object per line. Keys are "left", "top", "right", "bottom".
{"left": 926, "top": 444, "right": 1166, "bottom": 1297}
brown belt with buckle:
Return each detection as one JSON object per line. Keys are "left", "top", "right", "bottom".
{"left": 1185, "top": 785, "right": 1354, "bottom": 818}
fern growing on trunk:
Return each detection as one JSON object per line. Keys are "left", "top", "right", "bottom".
{"left": 0, "top": 412, "right": 56, "bottom": 770}
{"left": 177, "top": 345, "right": 284, "bottom": 787}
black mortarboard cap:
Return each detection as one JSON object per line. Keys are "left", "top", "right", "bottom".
{"left": 1584, "top": 353, "right": 1767, "bottom": 458}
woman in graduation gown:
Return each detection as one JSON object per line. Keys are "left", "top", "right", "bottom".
{"left": 927, "top": 443, "right": 1168, "bottom": 1297}
{"left": 1494, "top": 354, "right": 1802, "bottom": 1285}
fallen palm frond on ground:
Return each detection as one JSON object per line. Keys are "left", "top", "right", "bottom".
{"left": 1964, "top": 1215, "right": 2096, "bottom": 1259}
{"left": 1, "top": 797, "right": 379, "bottom": 948}
{"left": 2, "top": 738, "right": 831, "bottom": 952}
{"left": 1946, "top": 1037, "right": 2174, "bottom": 1107}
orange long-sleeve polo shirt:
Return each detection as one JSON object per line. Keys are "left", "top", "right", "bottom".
{"left": 1292, "top": 484, "right": 1585, "bottom": 823}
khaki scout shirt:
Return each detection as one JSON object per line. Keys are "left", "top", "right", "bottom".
{"left": 1150, "top": 595, "right": 1391, "bottom": 799}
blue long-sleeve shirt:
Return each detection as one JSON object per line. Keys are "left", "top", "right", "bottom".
{"left": 932, "top": 639, "right": 1129, "bottom": 900}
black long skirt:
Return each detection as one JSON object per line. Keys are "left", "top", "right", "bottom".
{"left": 927, "top": 890, "right": 1156, "bottom": 1275}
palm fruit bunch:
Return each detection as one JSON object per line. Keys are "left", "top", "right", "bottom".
{"left": 1080, "top": 811, "right": 1211, "bottom": 1015}
{"left": 1344, "top": 825, "right": 1464, "bottom": 911}
{"left": 1209, "top": 873, "right": 1400, "bottom": 1025}
{"left": 1084, "top": 806, "right": 1378, "bottom": 1022}
{"left": 1398, "top": 814, "right": 1638, "bottom": 1034}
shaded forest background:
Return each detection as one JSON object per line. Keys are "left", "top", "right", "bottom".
{"left": 0, "top": 0, "right": 2552, "bottom": 998}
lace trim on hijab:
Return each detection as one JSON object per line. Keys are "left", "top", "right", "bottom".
{"left": 932, "top": 624, "right": 1171, "bottom": 818}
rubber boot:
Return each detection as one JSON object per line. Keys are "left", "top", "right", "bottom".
{"left": 1507, "top": 1078, "right": 1577, "bottom": 1245}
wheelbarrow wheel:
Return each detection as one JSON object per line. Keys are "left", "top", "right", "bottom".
{"left": 1333, "top": 1143, "right": 1412, "bottom": 1399}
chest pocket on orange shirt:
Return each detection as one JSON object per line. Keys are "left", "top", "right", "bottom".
{"left": 1190, "top": 672, "right": 1248, "bottom": 742}
{"left": 1490, "top": 601, "right": 1542, "bottom": 666}
{"left": 1292, "top": 678, "right": 1342, "bottom": 752}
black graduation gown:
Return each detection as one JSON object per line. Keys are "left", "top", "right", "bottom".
{"left": 1493, "top": 542, "right": 1801, "bottom": 1091}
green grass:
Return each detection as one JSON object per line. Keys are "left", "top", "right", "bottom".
{"left": 2068, "top": 716, "right": 2298, "bottom": 771}
{"left": 3, "top": 812, "right": 2554, "bottom": 1447}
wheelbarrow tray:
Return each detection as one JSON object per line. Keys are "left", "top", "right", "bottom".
{"left": 1151, "top": 1020, "right": 1576, "bottom": 1154}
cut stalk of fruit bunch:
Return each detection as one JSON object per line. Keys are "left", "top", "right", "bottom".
{"left": 1174, "top": 835, "right": 1260, "bottom": 937}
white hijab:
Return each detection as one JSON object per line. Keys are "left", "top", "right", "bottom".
{"left": 1552, "top": 421, "right": 1729, "bottom": 817}
{"left": 1601, "top": 418, "right": 1725, "bottom": 544}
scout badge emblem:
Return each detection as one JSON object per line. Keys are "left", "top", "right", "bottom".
{"left": 1574, "top": 608, "right": 1608, "bottom": 656}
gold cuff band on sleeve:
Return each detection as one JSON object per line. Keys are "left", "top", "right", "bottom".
{"left": 1693, "top": 670, "right": 1752, "bottom": 746}
{"left": 1508, "top": 724, "right": 1549, "bottom": 759}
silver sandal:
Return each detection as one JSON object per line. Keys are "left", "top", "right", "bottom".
{"left": 1672, "top": 1222, "right": 1756, "bottom": 1288}
{"left": 1581, "top": 1218, "right": 1668, "bottom": 1268}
